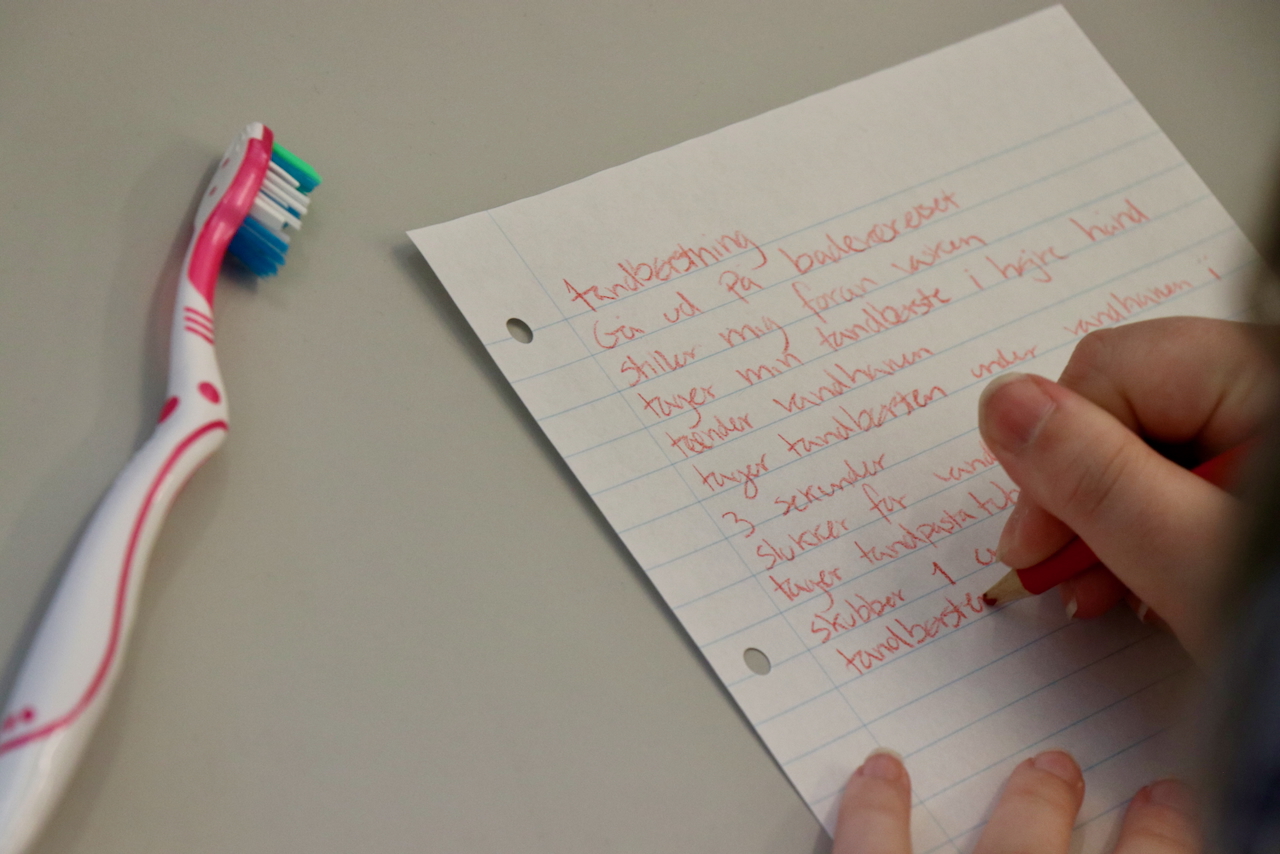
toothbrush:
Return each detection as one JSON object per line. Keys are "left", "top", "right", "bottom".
{"left": 0, "top": 123, "right": 320, "bottom": 854}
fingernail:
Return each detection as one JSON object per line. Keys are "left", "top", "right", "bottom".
{"left": 1147, "top": 779, "right": 1194, "bottom": 814}
{"left": 860, "top": 748, "right": 904, "bottom": 781}
{"left": 978, "top": 373, "right": 1056, "bottom": 452}
{"left": 1065, "top": 597, "right": 1078, "bottom": 619}
{"left": 1032, "top": 750, "right": 1082, "bottom": 787}
{"left": 1136, "top": 601, "right": 1151, "bottom": 622}
{"left": 994, "top": 500, "right": 1028, "bottom": 563}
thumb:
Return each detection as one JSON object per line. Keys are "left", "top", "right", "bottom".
{"left": 978, "top": 372, "right": 1234, "bottom": 653}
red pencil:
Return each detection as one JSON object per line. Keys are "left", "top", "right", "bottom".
{"left": 981, "top": 442, "right": 1252, "bottom": 606}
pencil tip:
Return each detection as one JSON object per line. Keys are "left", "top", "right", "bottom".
{"left": 981, "top": 568, "right": 1031, "bottom": 607}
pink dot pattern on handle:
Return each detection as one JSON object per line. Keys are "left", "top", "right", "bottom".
{"left": 198, "top": 382, "right": 221, "bottom": 403}
{"left": 1, "top": 707, "right": 37, "bottom": 733}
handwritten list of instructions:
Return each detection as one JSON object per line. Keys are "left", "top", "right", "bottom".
{"left": 409, "top": 8, "right": 1256, "bottom": 851}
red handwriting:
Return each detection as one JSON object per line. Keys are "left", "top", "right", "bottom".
{"left": 593, "top": 318, "right": 645, "bottom": 349}
{"left": 735, "top": 330, "right": 803, "bottom": 386}
{"left": 792, "top": 277, "right": 877, "bottom": 322}
{"left": 639, "top": 385, "right": 715, "bottom": 424}
{"left": 778, "top": 387, "right": 947, "bottom": 458}
{"left": 620, "top": 345, "right": 699, "bottom": 387}
{"left": 853, "top": 504, "right": 980, "bottom": 566}
{"left": 1064, "top": 280, "right": 1194, "bottom": 336}
{"left": 811, "top": 589, "right": 907, "bottom": 644}
{"left": 692, "top": 453, "right": 769, "bottom": 499}
{"left": 772, "top": 348, "right": 933, "bottom": 413}
{"left": 667, "top": 413, "right": 754, "bottom": 458}
{"left": 970, "top": 345, "right": 1038, "bottom": 379}
{"left": 933, "top": 443, "right": 998, "bottom": 482}
{"left": 968, "top": 480, "right": 1019, "bottom": 516}
{"left": 974, "top": 547, "right": 998, "bottom": 566}
{"left": 1070, "top": 198, "right": 1150, "bottom": 242}
{"left": 986, "top": 246, "right": 1068, "bottom": 284}
{"left": 720, "top": 315, "right": 782, "bottom": 347}
{"left": 563, "top": 231, "right": 766, "bottom": 312}
{"left": 771, "top": 566, "right": 844, "bottom": 603}
{"left": 722, "top": 269, "right": 765, "bottom": 303}
{"left": 775, "top": 454, "right": 888, "bottom": 516}
{"left": 815, "top": 288, "right": 951, "bottom": 352}
{"left": 662, "top": 291, "right": 702, "bottom": 324}
{"left": 898, "top": 592, "right": 985, "bottom": 644}
{"left": 722, "top": 511, "right": 757, "bottom": 538}
{"left": 756, "top": 516, "right": 852, "bottom": 570}
{"left": 889, "top": 234, "right": 987, "bottom": 275}
{"left": 836, "top": 593, "right": 985, "bottom": 674}
{"left": 863, "top": 483, "right": 907, "bottom": 524}
{"left": 776, "top": 191, "right": 961, "bottom": 274}
{"left": 931, "top": 561, "right": 955, "bottom": 585}
{"left": 834, "top": 623, "right": 912, "bottom": 671}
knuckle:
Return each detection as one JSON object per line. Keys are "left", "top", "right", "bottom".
{"left": 838, "top": 777, "right": 907, "bottom": 823}
{"left": 1005, "top": 768, "right": 1081, "bottom": 815}
{"left": 1123, "top": 814, "right": 1199, "bottom": 854}
{"left": 1060, "top": 328, "right": 1115, "bottom": 388}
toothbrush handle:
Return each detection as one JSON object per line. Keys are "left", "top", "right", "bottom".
{"left": 0, "top": 272, "right": 230, "bottom": 854}
{"left": 0, "top": 410, "right": 227, "bottom": 854}
{"left": 0, "top": 124, "right": 269, "bottom": 854}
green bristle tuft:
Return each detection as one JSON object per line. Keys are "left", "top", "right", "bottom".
{"left": 271, "top": 143, "right": 322, "bottom": 193}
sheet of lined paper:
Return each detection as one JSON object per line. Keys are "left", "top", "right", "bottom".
{"left": 409, "top": 7, "right": 1255, "bottom": 850}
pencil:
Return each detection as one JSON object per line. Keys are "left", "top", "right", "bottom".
{"left": 981, "top": 442, "right": 1252, "bottom": 606}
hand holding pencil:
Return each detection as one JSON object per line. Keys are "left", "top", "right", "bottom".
{"left": 974, "top": 317, "right": 1276, "bottom": 657}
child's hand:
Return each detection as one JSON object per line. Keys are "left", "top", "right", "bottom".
{"left": 833, "top": 750, "right": 1199, "bottom": 854}
{"left": 976, "top": 317, "right": 1275, "bottom": 655}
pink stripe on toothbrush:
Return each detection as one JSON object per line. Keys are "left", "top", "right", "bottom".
{"left": 187, "top": 128, "right": 274, "bottom": 304}
{"left": 0, "top": 420, "right": 229, "bottom": 755}
{"left": 183, "top": 308, "right": 215, "bottom": 335}
{"left": 183, "top": 325, "right": 216, "bottom": 345}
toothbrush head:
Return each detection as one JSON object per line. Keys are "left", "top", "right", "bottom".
{"left": 184, "top": 124, "right": 321, "bottom": 303}
{"left": 226, "top": 139, "right": 322, "bottom": 277}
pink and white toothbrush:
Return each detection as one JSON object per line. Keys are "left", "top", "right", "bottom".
{"left": 0, "top": 123, "right": 320, "bottom": 854}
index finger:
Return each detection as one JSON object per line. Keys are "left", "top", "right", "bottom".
{"left": 993, "top": 317, "right": 1272, "bottom": 572}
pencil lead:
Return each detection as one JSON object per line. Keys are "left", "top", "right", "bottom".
{"left": 982, "top": 569, "right": 1032, "bottom": 607}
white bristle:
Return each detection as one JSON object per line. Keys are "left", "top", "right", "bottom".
{"left": 263, "top": 173, "right": 310, "bottom": 213}
{"left": 247, "top": 209, "right": 292, "bottom": 244}
{"left": 259, "top": 181, "right": 303, "bottom": 218}
{"left": 268, "top": 159, "right": 301, "bottom": 188}
{"left": 267, "top": 169, "right": 310, "bottom": 203}
{"left": 249, "top": 196, "right": 285, "bottom": 230}
{"left": 251, "top": 195, "right": 301, "bottom": 233}
{"left": 247, "top": 217, "right": 290, "bottom": 245}
{"left": 258, "top": 220, "right": 292, "bottom": 244}
{"left": 260, "top": 191, "right": 302, "bottom": 230}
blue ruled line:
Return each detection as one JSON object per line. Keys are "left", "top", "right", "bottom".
{"left": 507, "top": 126, "right": 1162, "bottom": 389}
{"left": 457, "top": 82, "right": 1245, "bottom": 849}
{"left": 479, "top": 97, "right": 1142, "bottom": 347}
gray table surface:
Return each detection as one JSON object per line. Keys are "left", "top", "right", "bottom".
{"left": 2, "top": 1, "right": 1278, "bottom": 851}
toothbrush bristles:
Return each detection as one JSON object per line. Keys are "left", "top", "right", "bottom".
{"left": 227, "top": 143, "right": 321, "bottom": 277}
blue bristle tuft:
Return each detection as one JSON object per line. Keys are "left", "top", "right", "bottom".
{"left": 228, "top": 223, "right": 285, "bottom": 277}
{"left": 240, "top": 215, "right": 291, "bottom": 256}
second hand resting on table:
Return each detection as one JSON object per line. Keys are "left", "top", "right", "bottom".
{"left": 831, "top": 317, "right": 1278, "bottom": 853}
